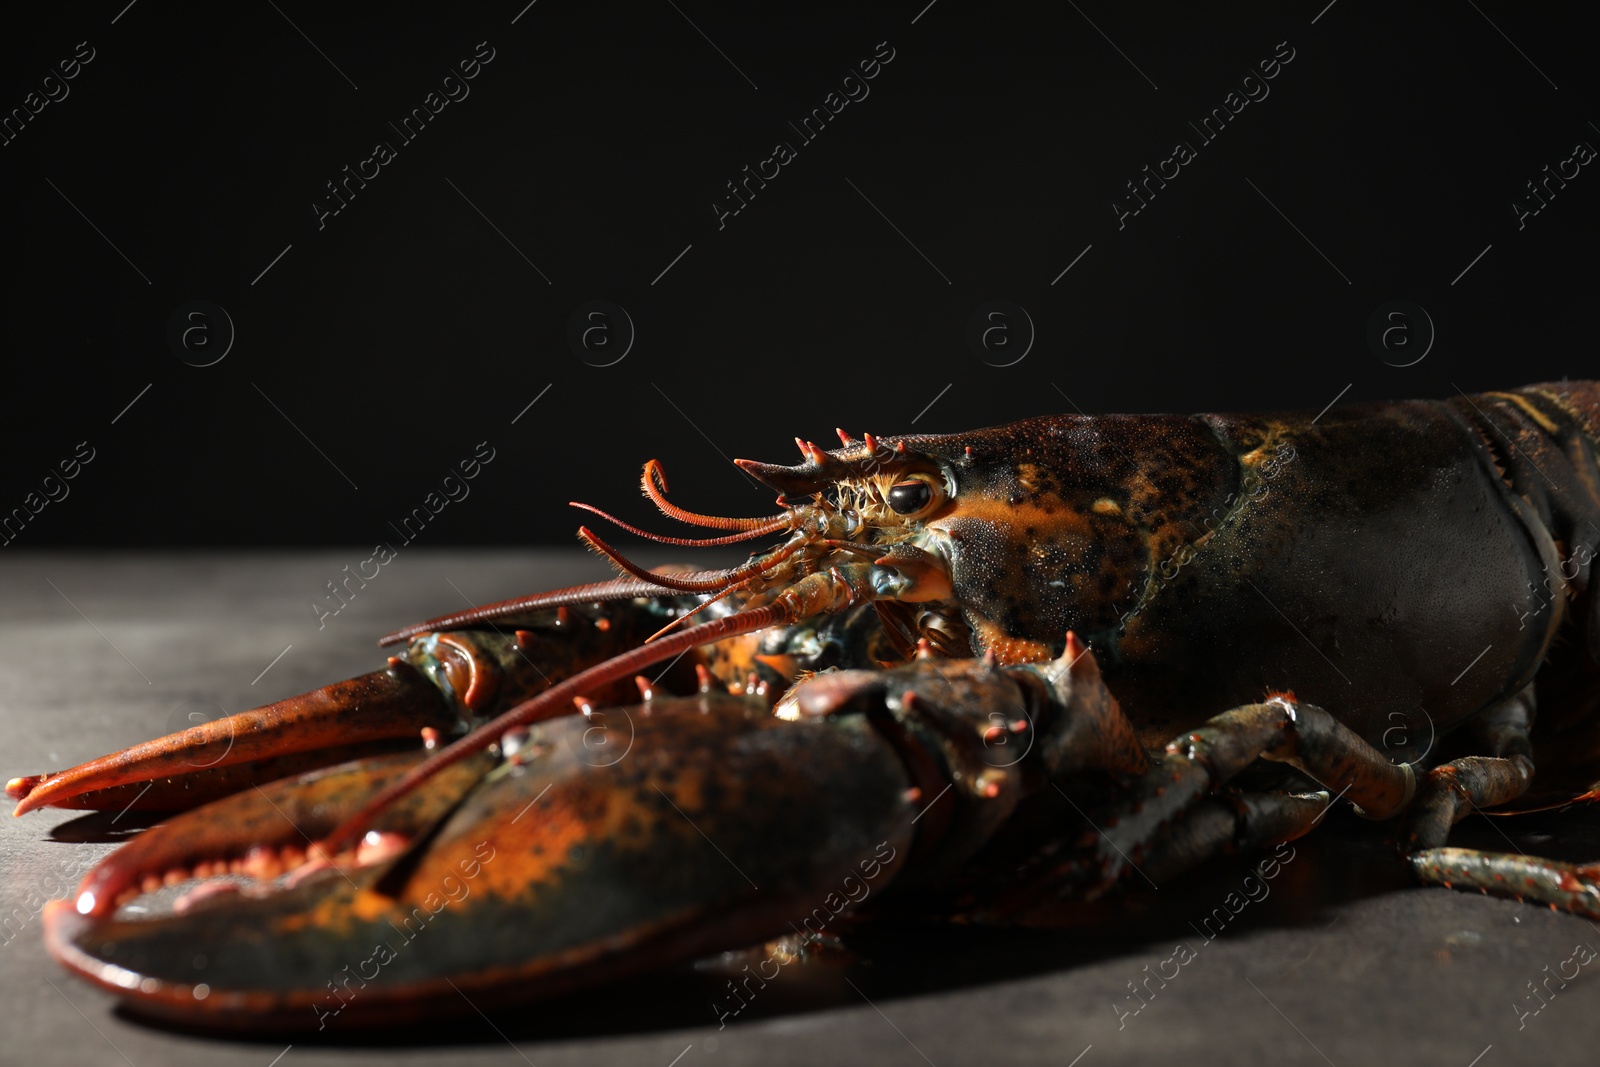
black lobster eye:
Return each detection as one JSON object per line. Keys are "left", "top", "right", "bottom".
{"left": 887, "top": 476, "right": 938, "bottom": 517}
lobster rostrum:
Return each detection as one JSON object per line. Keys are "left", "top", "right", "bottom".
{"left": 12, "top": 381, "right": 1600, "bottom": 1030}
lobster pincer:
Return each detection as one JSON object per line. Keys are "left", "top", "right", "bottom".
{"left": 7, "top": 593, "right": 698, "bottom": 815}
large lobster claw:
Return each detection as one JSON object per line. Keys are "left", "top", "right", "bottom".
{"left": 44, "top": 692, "right": 922, "bottom": 1030}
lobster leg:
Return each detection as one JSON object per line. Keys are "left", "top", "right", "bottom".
{"left": 1136, "top": 791, "right": 1332, "bottom": 886}
{"left": 1007, "top": 685, "right": 1600, "bottom": 919}
{"left": 1395, "top": 687, "right": 1600, "bottom": 917}
{"left": 1401, "top": 686, "right": 1536, "bottom": 850}
{"left": 1408, "top": 850, "right": 1600, "bottom": 916}
{"left": 1018, "top": 696, "right": 1416, "bottom": 901}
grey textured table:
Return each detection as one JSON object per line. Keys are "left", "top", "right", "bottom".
{"left": 3, "top": 551, "right": 1598, "bottom": 1066}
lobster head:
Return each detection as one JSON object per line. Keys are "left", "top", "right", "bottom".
{"left": 691, "top": 416, "right": 1234, "bottom": 665}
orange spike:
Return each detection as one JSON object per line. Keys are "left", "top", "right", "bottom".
{"left": 695, "top": 663, "right": 715, "bottom": 693}
{"left": 836, "top": 428, "right": 855, "bottom": 446}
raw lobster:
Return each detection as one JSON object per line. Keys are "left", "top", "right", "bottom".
{"left": 13, "top": 380, "right": 1600, "bottom": 1030}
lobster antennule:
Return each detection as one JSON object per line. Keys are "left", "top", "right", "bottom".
{"left": 321, "top": 602, "right": 795, "bottom": 853}
{"left": 641, "top": 459, "right": 787, "bottom": 531}
{"left": 568, "top": 501, "right": 791, "bottom": 546}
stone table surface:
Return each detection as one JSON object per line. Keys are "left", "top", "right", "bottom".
{"left": 3, "top": 550, "right": 1598, "bottom": 1067}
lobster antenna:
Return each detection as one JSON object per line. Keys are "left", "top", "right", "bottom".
{"left": 379, "top": 574, "right": 731, "bottom": 647}
{"left": 322, "top": 602, "right": 795, "bottom": 852}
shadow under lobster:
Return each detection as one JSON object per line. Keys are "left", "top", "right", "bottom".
{"left": 102, "top": 802, "right": 1600, "bottom": 1048}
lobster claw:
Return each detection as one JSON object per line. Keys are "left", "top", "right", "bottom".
{"left": 9, "top": 610, "right": 681, "bottom": 816}
{"left": 8, "top": 661, "right": 461, "bottom": 815}
{"left": 45, "top": 692, "right": 921, "bottom": 1030}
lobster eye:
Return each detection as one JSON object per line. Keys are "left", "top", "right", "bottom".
{"left": 886, "top": 475, "right": 941, "bottom": 518}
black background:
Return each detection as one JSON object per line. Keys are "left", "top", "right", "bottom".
{"left": 1, "top": 1, "right": 1593, "bottom": 548}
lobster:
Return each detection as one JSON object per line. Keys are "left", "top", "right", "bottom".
{"left": 11, "top": 380, "right": 1600, "bottom": 1031}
